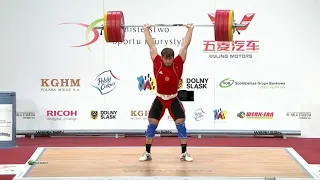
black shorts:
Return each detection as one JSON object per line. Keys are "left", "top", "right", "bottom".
{"left": 148, "top": 96, "right": 185, "bottom": 121}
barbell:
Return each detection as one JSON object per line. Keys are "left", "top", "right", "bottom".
{"left": 93, "top": 10, "right": 246, "bottom": 43}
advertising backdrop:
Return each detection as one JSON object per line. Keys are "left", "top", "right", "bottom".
{"left": 1, "top": 0, "right": 319, "bottom": 136}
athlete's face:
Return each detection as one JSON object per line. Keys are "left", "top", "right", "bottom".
{"left": 162, "top": 56, "right": 174, "bottom": 67}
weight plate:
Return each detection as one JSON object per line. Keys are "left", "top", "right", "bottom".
{"left": 120, "top": 11, "right": 125, "bottom": 42}
{"left": 214, "top": 10, "right": 221, "bottom": 41}
{"left": 103, "top": 11, "right": 109, "bottom": 42}
{"left": 103, "top": 10, "right": 236, "bottom": 43}
{"left": 111, "top": 11, "right": 117, "bottom": 43}
{"left": 228, "top": 10, "right": 234, "bottom": 41}
{"left": 223, "top": 10, "right": 229, "bottom": 41}
{"left": 114, "top": 11, "right": 124, "bottom": 42}
{"left": 107, "top": 11, "right": 114, "bottom": 42}
{"left": 214, "top": 10, "right": 230, "bottom": 41}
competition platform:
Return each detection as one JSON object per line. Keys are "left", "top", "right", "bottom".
{"left": 13, "top": 147, "right": 320, "bottom": 180}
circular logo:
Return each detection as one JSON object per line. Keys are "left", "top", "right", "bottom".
{"left": 219, "top": 78, "right": 234, "bottom": 88}
{"left": 165, "top": 76, "right": 170, "bottom": 81}
{"left": 237, "top": 111, "right": 245, "bottom": 118}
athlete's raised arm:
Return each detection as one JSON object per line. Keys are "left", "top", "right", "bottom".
{"left": 144, "top": 24, "right": 158, "bottom": 61}
{"left": 179, "top": 23, "right": 194, "bottom": 61}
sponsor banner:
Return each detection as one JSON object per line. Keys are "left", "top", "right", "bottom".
{"left": 16, "top": 112, "right": 36, "bottom": 120}
{"left": 219, "top": 78, "right": 286, "bottom": 89}
{"left": 130, "top": 110, "right": 149, "bottom": 120}
{"left": 237, "top": 111, "right": 274, "bottom": 120}
{"left": 204, "top": 13, "right": 259, "bottom": 59}
{"left": 0, "top": 164, "right": 26, "bottom": 175}
{"left": 192, "top": 108, "right": 206, "bottom": 121}
{"left": 183, "top": 78, "right": 209, "bottom": 90}
{"left": 90, "top": 110, "right": 117, "bottom": 120}
{"left": 286, "top": 112, "right": 312, "bottom": 120}
{"left": 137, "top": 73, "right": 157, "bottom": 96}
{"left": 0, "top": 104, "right": 12, "bottom": 141}
{"left": 46, "top": 110, "right": 78, "bottom": 121}
{"left": 254, "top": 131, "right": 282, "bottom": 135}
{"left": 213, "top": 108, "right": 227, "bottom": 123}
{"left": 3, "top": 0, "right": 313, "bottom": 135}
{"left": 35, "top": 131, "right": 65, "bottom": 136}
{"left": 40, "top": 79, "right": 81, "bottom": 92}
{"left": 93, "top": 70, "right": 120, "bottom": 95}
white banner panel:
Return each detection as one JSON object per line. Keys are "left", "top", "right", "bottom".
{"left": 1, "top": 0, "right": 320, "bottom": 136}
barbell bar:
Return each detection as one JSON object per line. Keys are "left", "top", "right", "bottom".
{"left": 92, "top": 10, "right": 244, "bottom": 43}
{"left": 94, "top": 24, "right": 245, "bottom": 28}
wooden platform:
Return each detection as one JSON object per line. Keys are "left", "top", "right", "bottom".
{"left": 13, "top": 147, "right": 319, "bottom": 180}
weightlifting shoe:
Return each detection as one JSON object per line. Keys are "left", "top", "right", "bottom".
{"left": 180, "top": 152, "right": 193, "bottom": 162}
{"left": 139, "top": 151, "right": 152, "bottom": 161}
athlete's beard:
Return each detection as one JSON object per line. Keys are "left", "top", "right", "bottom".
{"left": 164, "top": 63, "right": 172, "bottom": 67}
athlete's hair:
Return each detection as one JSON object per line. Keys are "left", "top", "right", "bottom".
{"left": 161, "top": 48, "right": 174, "bottom": 59}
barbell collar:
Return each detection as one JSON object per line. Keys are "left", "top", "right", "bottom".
{"left": 93, "top": 23, "right": 245, "bottom": 30}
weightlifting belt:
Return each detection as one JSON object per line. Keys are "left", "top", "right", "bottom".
{"left": 156, "top": 92, "right": 178, "bottom": 100}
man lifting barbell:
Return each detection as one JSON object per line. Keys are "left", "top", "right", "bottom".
{"left": 139, "top": 23, "right": 194, "bottom": 162}
{"left": 93, "top": 9, "right": 246, "bottom": 161}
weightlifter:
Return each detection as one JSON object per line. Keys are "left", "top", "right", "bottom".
{"left": 139, "top": 23, "right": 194, "bottom": 162}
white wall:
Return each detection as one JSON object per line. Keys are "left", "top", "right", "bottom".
{"left": 0, "top": 0, "right": 319, "bottom": 137}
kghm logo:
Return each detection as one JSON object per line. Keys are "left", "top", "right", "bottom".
{"left": 130, "top": 110, "right": 149, "bottom": 120}
{"left": 219, "top": 78, "right": 234, "bottom": 88}
{"left": 40, "top": 79, "right": 81, "bottom": 92}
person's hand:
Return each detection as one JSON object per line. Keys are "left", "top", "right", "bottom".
{"left": 144, "top": 24, "right": 151, "bottom": 30}
{"left": 185, "top": 23, "right": 194, "bottom": 29}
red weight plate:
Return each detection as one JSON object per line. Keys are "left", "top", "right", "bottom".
{"left": 225, "top": 10, "right": 231, "bottom": 41}
{"left": 112, "top": 11, "right": 118, "bottom": 42}
{"left": 214, "top": 10, "right": 221, "bottom": 41}
{"left": 117, "top": 11, "right": 125, "bottom": 42}
{"left": 114, "top": 11, "right": 123, "bottom": 42}
{"left": 215, "top": 10, "right": 231, "bottom": 41}
{"left": 107, "top": 11, "right": 114, "bottom": 42}
{"left": 222, "top": 10, "right": 229, "bottom": 41}
{"left": 103, "top": 12, "right": 109, "bottom": 42}
{"left": 220, "top": 10, "right": 226, "bottom": 41}
{"left": 120, "top": 11, "right": 125, "bottom": 41}
{"left": 113, "top": 12, "right": 119, "bottom": 42}
{"left": 111, "top": 11, "right": 117, "bottom": 42}
{"left": 217, "top": 10, "right": 223, "bottom": 41}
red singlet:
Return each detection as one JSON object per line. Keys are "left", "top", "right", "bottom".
{"left": 153, "top": 55, "right": 184, "bottom": 95}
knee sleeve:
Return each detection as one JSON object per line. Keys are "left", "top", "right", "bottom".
{"left": 176, "top": 122, "right": 187, "bottom": 139}
{"left": 145, "top": 122, "right": 158, "bottom": 138}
